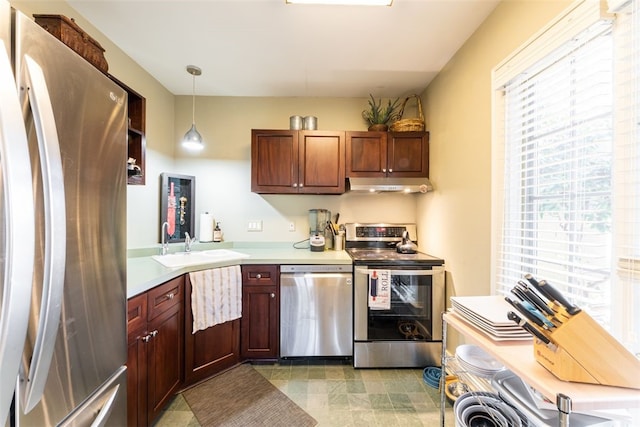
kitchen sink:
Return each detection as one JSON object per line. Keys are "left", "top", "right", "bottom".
{"left": 152, "top": 249, "right": 249, "bottom": 268}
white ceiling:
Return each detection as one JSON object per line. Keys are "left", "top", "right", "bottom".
{"left": 66, "top": 0, "right": 500, "bottom": 97}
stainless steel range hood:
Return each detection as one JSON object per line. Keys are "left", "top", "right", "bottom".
{"left": 347, "top": 177, "right": 433, "bottom": 193}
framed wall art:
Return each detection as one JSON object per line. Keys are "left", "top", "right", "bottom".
{"left": 160, "top": 173, "right": 195, "bottom": 243}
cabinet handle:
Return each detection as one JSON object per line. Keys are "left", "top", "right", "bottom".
{"left": 382, "top": 168, "right": 387, "bottom": 173}
{"left": 293, "top": 183, "right": 297, "bottom": 188}
{"left": 142, "top": 334, "right": 152, "bottom": 343}
{"left": 299, "top": 183, "right": 304, "bottom": 188}
{"left": 256, "top": 274, "right": 262, "bottom": 279}
{"left": 150, "top": 330, "right": 158, "bottom": 337}
{"left": 166, "top": 292, "right": 174, "bottom": 300}
{"left": 270, "top": 293, "right": 276, "bottom": 298}
{"left": 389, "top": 168, "right": 393, "bottom": 173}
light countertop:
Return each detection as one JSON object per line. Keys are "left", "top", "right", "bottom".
{"left": 127, "top": 242, "right": 352, "bottom": 298}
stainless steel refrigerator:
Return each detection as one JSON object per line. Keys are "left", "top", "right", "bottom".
{"left": 0, "top": 2, "right": 127, "bottom": 425}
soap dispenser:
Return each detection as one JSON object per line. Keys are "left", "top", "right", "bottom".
{"left": 213, "top": 222, "right": 222, "bottom": 242}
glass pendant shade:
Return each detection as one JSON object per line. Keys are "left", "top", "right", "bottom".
{"left": 182, "top": 124, "right": 203, "bottom": 151}
{"left": 181, "top": 65, "right": 204, "bottom": 151}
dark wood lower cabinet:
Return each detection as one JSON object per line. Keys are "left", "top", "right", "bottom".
{"left": 128, "top": 266, "right": 282, "bottom": 424}
{"left": 241, "top": 265, "right": 280, "bottom": 360}
{"left": 127, "top": 294, "right": 147, "bottom": 427}
{"left": 146, "top": 303, "right": 184, "bottom": 422}
{"left": 183, "top": 274, "right": 240, "bottom": 387}
{"left": 126, "top": 276, "right": 184, "bottom": 427}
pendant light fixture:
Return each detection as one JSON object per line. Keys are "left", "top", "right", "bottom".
{"left": 181, "top": 65, "right": 204, "bottom": 151}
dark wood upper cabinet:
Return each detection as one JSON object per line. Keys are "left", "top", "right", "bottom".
{"left": 109, "top": 75, "right": 146, "bottom": 185}
{"left": 345, "top": 131, "right": 387, "bottom": 177}
{"left": 346, "top": 131, "right": 429, "bottom": 178}
{"left": 251, "top": 129, "right": 345, "bottom": 194}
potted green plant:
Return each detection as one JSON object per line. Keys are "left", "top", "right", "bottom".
{"left": 362, "top": 94, "right": 400, "bottom": 131}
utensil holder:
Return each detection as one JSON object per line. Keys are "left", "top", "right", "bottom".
{"left": 533, "top": 310, "right": 640, "bottom": 389}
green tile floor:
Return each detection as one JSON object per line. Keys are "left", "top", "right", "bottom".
{"left": 154, "top": 360, "right": 455, "bottom": 426}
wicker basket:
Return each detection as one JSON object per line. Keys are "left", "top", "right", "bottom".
{"left": 33, "top": 14, "right": 108, "bottom": 74}
{"left": 390, "top": 95, "right": 425, "bottom": 132}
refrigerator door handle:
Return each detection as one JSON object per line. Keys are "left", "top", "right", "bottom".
{"left": 18, "top": 54, "right": 67, "bottom": 413}
{"left": 87, "top": 384, "right": 120, "bottom": 427}
{"left": 58, "top": 367, "right": 127, "bottom": 427}
{"left": 0, "top": 40, "right": 36, "bottom": 426}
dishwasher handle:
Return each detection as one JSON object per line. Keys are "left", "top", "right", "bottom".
{"left": 280, "top": 264, "right": 352, "bottom": 274}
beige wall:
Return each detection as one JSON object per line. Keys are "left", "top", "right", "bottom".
{"left": 9, "top": 0, "right": 575, "bottom": 264}
{"left": 10, "top": 0, "right": 178, "bottom": 248}
{"left": 172, "top": 96, "right": 419, "bottom": 245}
{"left": 418, "top": 0, "right": 572, "bottom": 301}
{"left": 7, "top": 0, "right": 420, "bottom": 247}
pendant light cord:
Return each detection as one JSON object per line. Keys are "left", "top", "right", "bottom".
{"left": 191, "top": 73, "right": 196, "bottom": 126}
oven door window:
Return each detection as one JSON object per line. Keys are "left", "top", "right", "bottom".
{"left": 367, "top": 269, "right": 433, "bottom": 341}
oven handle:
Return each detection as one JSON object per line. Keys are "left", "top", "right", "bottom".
{"left": 355, "top": 267, "right": 443, "bottom": 276}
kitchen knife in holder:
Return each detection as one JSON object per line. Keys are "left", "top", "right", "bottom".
{"left": 533, "top": 310, "right": 640, "bottom": 389}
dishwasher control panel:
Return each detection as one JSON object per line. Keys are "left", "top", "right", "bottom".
{"left": 280, "top": 264, "right": 352, "bottom": 274}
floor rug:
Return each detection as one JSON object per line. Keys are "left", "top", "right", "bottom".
{"left": 182, "top": 363, "right": 317, "bottom": 427}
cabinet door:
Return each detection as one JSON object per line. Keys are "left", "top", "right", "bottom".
{"left": 387, "top": 131, "right": 429, "bottom": 177}
{"left": 145, "top": 276, "right": 184, "bottom": 426}
{"left": 146, "top": 303, "right": 183, "bottom": 425}
{"left": 127, "top": 333, "right": 147, "bottom": 427}
{"left": 345, "top": 131, "right": 387, "bottom": 177}
{"left": 126, "top": 294, "right": 148, "bottom": 427}
{"left": 183, "top": 274, "right": 240, "bottom": 386}
{"left": 298, "top": 130, "right": 345, "bottom": 194}
{"left": 251, "top": 129, "right": 298, "bottom": 193}
{"left": 241, "top": 285, "right": 279, "bottom": 359}
{"left": 241, "top": 265, "right": 279, "bottom": 359}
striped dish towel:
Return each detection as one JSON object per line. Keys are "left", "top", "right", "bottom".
{"left": 189, "top": 265, "right": 242, "bottom": 333}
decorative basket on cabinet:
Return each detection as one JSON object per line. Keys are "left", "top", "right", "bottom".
{"left": 390, "top": 94, "right": 425, "bottom": 132}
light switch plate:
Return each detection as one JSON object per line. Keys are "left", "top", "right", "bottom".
{"left": 247, "top": 220, "right": 263, "bottom": 232}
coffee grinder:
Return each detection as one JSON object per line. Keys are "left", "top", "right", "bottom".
{"left": 308, "top": 209, "right": 332, "bottom": 251}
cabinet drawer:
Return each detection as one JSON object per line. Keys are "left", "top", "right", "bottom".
{"left": 242, "top": 265, "right": 278, "bottom": 286}
{"left": 127, "top": 293, "right": 147, "bottom": 336}
{"left": 148, "top": 276, "right": 184, "bottom": 321}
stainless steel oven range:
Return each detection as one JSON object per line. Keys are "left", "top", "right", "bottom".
{"left": 346, "top": 223, "right": 445, "bottom": 368}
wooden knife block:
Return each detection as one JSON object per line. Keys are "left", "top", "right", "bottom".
{"left": 533, "top": 311, "right": 640, "bottom": 389}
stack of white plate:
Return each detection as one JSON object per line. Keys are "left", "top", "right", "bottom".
{"left": 455, "top": 344, "right": 505, "bottom": 378}
{"left": 451, "top": 296, "right": 532, "bottom": 341}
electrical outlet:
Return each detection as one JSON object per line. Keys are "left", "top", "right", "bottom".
{"left": 247, "top": 220, "right": 263, "bottom": 232}
{"left": 288, "top": 222, "right": 296, "bottom": 232}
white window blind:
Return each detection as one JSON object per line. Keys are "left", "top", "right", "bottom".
{"left": 495, "top": 19, "right": 614, "bottom": 323}
{"left": 611, "top": 0, "right": 640, "bottom": 354}
{"left": 492, "top": 0, "right": 640, "bottom": 355}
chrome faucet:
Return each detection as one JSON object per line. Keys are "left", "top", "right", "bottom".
{"left": 160, "top": 221, "right": 169, "bottom": 255}
{"left": 184, "top": 232, "right": 196, "bottom": 252}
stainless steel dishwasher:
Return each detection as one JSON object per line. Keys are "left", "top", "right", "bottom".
{"left": 280, "top": 264, "right": 353, "bottom": 357}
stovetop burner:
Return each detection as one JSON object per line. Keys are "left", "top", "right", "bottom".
{"left": 344, "top": 223, "right": 444, "bottom": 267}
{"left": 346, "top": 247, "right": 444, "bottom": 265}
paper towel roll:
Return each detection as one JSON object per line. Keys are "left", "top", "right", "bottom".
{"left": 199, "top": 212, "right": 215, "bottom": 242}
